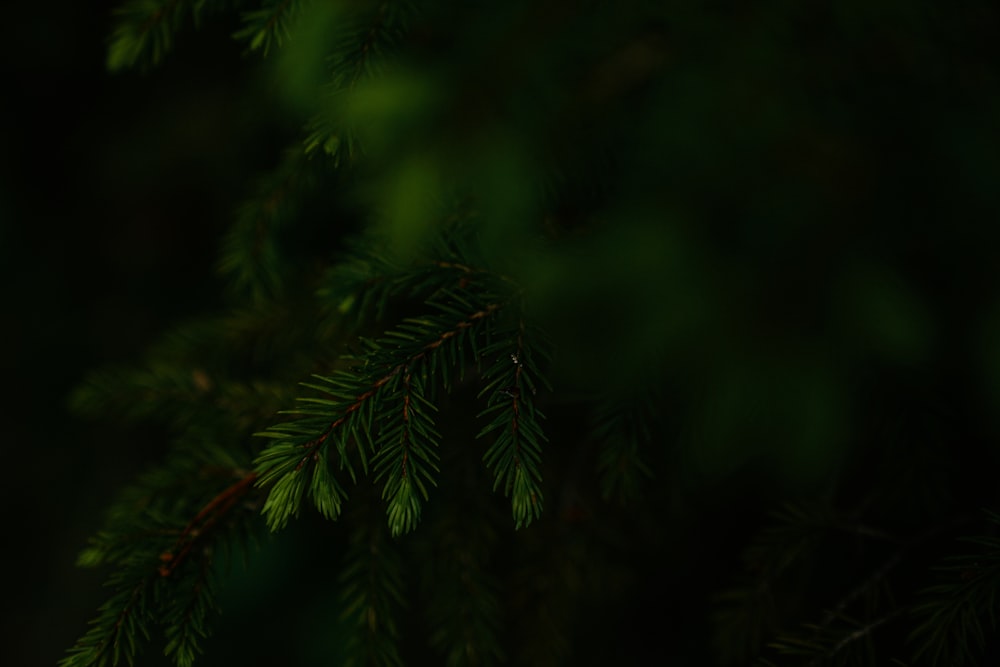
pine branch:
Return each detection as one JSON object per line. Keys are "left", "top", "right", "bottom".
{"left": 907, "top": 511, "right": 1000, "bottom": 666}
{"left": 818, "top": 521, "right": 952, "bottom": 630}
{"left": 63, "top": 462, "right": 264, "bottom": 667}
{"left": 713, "top": 579, "right": 779, "bottom": 667}
{"left": 767, "top": 610, "right": 904, "bottom": 667}
{"left": 70, "top": 363, "right": 215, "bottom": 427}
{"left": 157, "top": 470, "right": 259, "bottom": 577}
{"left": 303, "top": 0, "right": 416, "bottom": 163}
{"left": 372, "top": 370, "right": 441, "bottom": 536}
{"left": 217, "top": 146, "right": 325, "bottom": 304}
{"left": 814, "top": 611, "right": 903, "bottom": 666}
{"left": 69, "top": 309, "right": 314, "bottom": 434}
{"left": 253, "top": 292, "right": 502, "bottom": 532}
{"left": 723, "top": 513, "right": 982, "bottom": 666}
{"left": 106, "top": 0, "right": 219, "bottom": 71}
{"left": 744, "top": 503, "right": 837, "bottom": 579}
{"left": 232, "top": 0, "right": 301, "bottom": 56}
{"left": 60, "top": 573, "right": 157, "bottom": 667}
{"left": 161, "top": 556, "right": 217, "bottom": 667}
{"left": 339, "top": 515, "right": 406, "bottom": 667}
{"left": 506, "top": 529, "right": 589, "bottom": 666}
{"left": 319, "top": 208, "right": 498, "bottom": 328}
{"left": 421, "top": 511, "right": 505, "bottom": 666}
{"left": 477, "top": 322, "right": 551, "bottom": 529}
{"left": 712, "top": 503, "right": 840, "bottom": 665}
{"left": 592, "top": 389, "right": 656, "bottom": 506}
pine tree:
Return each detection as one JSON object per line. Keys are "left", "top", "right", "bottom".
{"left": 63, "top": 1, "right": 1000, "bottom": 666}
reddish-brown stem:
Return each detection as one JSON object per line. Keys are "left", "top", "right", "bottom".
{"left": 400, "top": 372, "right": 412, "bottom": 479}
{"left": 158, "top": 471, "right": 259, "bottom": 577}
{"left": 510, "top": 326, "right": 524, "bottom": 469}
{"left": 295, "top": 303, "right": 501, "bottom": 467}
{"left": 93, "top": 581, "right": 145, "bottom": 661}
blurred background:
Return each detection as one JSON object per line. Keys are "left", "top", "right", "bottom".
{"left": 4, "top": 1, "right": 1000, "bottom": 665}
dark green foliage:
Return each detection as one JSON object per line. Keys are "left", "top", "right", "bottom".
{"left": 715, "top": 500, "right": 1000, "bottom": 666}
{"left": 418, "top": 510, "right": 505, "bottom": 667}
{"left": 60, "top": 452, "right": 262, "bottom": 667}
{"left": 251, "top": 282, "right": 522, "bottom": 536}
{"left": 62, "top": 574, "right": 157, "bottom": 667}
{"left": 591, "top": 388, "right": 656, "bottom": 506}
{"left": 338, "top": 511, "right": 407, "bottom": 666}
{"left": 64, "top": 0, "right": 1000, "bottom": 665}
{"left": 161, "top": 558, "right": 217, "bottom": 666}
{"left": 232, "top": 0, "right": 303, "bottom": 56}
{"left": 217, "top": 146, "right": 329, "bottom": 304}
{"left": 477, "top": 327, "right": 550, "bottom": 529}
{"left": 106, "top": 0, "right": 194, "bottom": 71}
{"left": 106, "top": 0, "right": 235, "bottom": 71}
{"left": 908, "top": 512, "right": 1000, "bottom": 666}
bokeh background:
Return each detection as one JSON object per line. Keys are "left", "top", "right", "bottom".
{"left": 4, "top": 1, "right": 1000, "bottom": 666}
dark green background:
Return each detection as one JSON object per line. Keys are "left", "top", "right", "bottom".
{"left": 5, "top": 2, "right": 1000, "bottom": 666}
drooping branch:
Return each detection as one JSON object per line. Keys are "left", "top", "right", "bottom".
{"left": 107, "top": 0, "right": 195, "bottom": 71}
{"left": 295, "top": 300, "right": 500, "bottom": 466}
{"left": 254, "top": 296, "right": 502, "bottom": 531}
{"left": 478, "top": 320, "right": 550, "bottom": 528}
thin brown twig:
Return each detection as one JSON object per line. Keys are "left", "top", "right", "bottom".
{"left": 294, "top": 303, "right": 501, "bottom": 468}
{"left": 158, "top": 471, "right": 259, "bottom": 577}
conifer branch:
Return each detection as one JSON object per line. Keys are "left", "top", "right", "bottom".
{"left": 157, "top": 470, "right": 259, "bottom": 577}
{"left": 811, "top": 610, "right": 903, "bottom": 666}
{"left": 907, "top": 511, "right": 1000, "bottom": 666}
{"left": 372, "top": 369, "right": 441, "bottom": 536}
{"left": 712, "top": 503, "right": 840, "bottom": 664}
{"left": 232, "top": 0, "right": 300, "bottom": 56}
{"left": 478, "top": 321, "right": 551, "bottom": 528}
{"left": 107, "top": 0, "right": 209, "bottom": 71}
{"left": 217, "top": 146, "right": 320, "bottom": 303}
{"left": 162, "top": 557, "right": 216, "bottom": 667}
{"left": 254, "top": 295, "right": 502, "bottom": 531}
{"left": 339, "top": 515, "right": 405, "bottom": 667}
{"left": 303, "top": 0, "right": 415, "bottom": 161}
{"left": 320, "top": 212, "right": 496, "bottom": 326}
{"left": 349, "top": 2, "right": 389, "bottom": 88}
{"left": 592, "top": 389, "right": 656, "bottom": 505}
{"left": 818, "top": 520, "right": 951, "bottom": 630}
{"left": 767, "top": 609, "right": 905, "bottom": 666}
{"left": 63, "top": 457, "right": 264, "bottom": 667}
{"left": 421, "top": 510, "right": 505, "bottom": 666}
{"left": 60, "top": 575, "right": 156, "bottom": 667}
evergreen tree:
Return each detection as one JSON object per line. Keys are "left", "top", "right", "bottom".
{"left": 62, "top": 1, "right": 1000, "bottom": 665}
